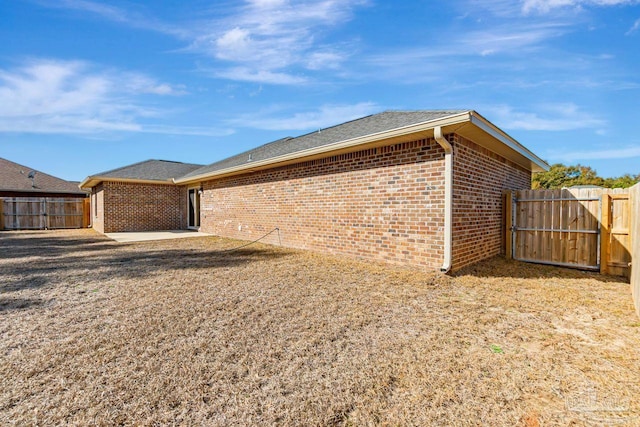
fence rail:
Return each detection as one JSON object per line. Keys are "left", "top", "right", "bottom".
{"left": 0, "top": 197, "right": 89, "bottom": 230}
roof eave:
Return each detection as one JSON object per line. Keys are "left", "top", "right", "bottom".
{"left": 79, "top": 176, "right": 176, "bottom": 189}
{"left": 468, "top": 111, "right": 549, "bottom": 172}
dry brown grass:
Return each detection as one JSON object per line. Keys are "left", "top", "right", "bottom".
{"left": 1, "top": 229, "right": 639, "bottom": 426}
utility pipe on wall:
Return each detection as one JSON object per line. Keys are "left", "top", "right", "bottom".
{"left": 434, "top": 126, "right": 453, "bottom": 273}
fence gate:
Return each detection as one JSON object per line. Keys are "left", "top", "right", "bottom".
{"left": 507, "top": 189, "right": 602, "bottom": 270}
{"left": 505, "top": 188, "right": 631, "bottom": 276}
{"left": 0, "top": 198, "right": 88, "bottom": 230}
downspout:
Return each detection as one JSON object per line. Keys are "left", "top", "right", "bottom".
{"left": 434, "top": 126, "right": 453, "bottom": 273}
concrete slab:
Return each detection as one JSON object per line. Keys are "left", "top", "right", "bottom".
{"left": 106, "top": 230, "right": 212, "bottom": 243}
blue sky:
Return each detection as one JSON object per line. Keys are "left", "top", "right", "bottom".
{"left": 1, "top": 0, "right": 639, "bottom": 181}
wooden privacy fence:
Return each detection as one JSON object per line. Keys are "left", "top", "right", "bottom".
{"left": 0, "top": 198, "right": 90, "bottom": 230}
{"left": 504, "top": 188, "right": 631, "bottom": 278}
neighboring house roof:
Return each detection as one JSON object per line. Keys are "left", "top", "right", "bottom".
{"left": 80, "top": 159, "right": 204, "bottom": 188}
{"left": 176, "top": 110, "right": 548, "bottom": 184}
{"left": 0, "top": 157, "right": 87, "bottom": 195}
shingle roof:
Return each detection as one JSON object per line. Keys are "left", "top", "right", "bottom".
{"left": 180, "top": 110, "right": 467, "bottom": 180}
{"left": 0, "top": 157, "right": 87, "bottom": 195}
{"left": 94, "top": 159, "right": 204, "bottom": 181}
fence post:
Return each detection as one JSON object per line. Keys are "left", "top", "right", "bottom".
{"left": 630, "top": 183, "right": 639, "bottom": 317}
{"left": 504, "top": 190, "right": 513, "bottom": 260}
{"left": 0, "top": 199, "right": 4, "bottom": 231}
{"left": 44, "top": 198, "right": 49, "bottom": 230}
{"left": 600, "top": 194, "right": 611, "bottom": 275}
{"left": 83, "top": 198, "right": 90, "bottom": 228}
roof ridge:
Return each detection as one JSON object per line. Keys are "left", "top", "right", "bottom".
{"left": 154, "top": 159, "right": 204, "bottom": 165}
{"left": 93, "top": 159, "right": 157, "bottom": 177}
{"left": 186, "top": 137, "right": 293, "bottom": 176}
{"left": 289, "top": 113, "right": 377, "bottom": 141}
{"left": 382, "top": 109, "right": 469, "bottom": 113}
{"left": 285, "top": 110, "right": 468, "bottom": 143}
{"left": 93, "top": 159, "right": 204, "bottom": 176}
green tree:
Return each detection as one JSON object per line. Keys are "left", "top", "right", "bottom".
{"left": 532, "top": 164, "right": 639, "bottom": 189}
{"left": 603, "top": 174, "right": 640, "bottom": 189}
{"left": 532, "top": 163, "right": 605, "bottom": 189}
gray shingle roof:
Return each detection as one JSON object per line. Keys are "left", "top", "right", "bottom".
{"left": 0, "top": 157, "right": 87, "bottom": 194}
{"left": 181, "top": 110, "right": 467, "bottom": 179}
{"left": 95, "top": 159, "right": 204, "bottom": 181}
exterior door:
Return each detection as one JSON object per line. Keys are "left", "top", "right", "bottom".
{"left": 187, "top": 188, "right": 200, "bottom": 229}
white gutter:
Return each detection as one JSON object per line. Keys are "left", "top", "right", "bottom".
{"left": 434, "top": 126, "right": 453, "bottom": 273}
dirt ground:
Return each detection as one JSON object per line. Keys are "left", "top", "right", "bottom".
{"left": 1, "top": 229, "right": 639, "bottom": 426}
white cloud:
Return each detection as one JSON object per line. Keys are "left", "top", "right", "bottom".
{"left": 486, "top": 104, "right": 606, "bottom": 131}
{"left": 35, "top": 0, "right": 188, "bottom": 37}
{"left": 214, "top": 67, "right": 307, "bottom": 85}
{"left": 363, "top": 22, "right": 569, "bottom": 84}
{"left": 189, "top": 0, "right": 366, "bottom": 84}
{"left": 35, "top": 0, "right": 365, "bottom": 85}
{"left": 124, "top": 75, "right": 188, "bottom": 95}
{"left": 133, "top": 125, "right": 234, "bottom": 137}
{"left": 145, "top": 84, "right": 183, "bottom": 95}
{"left": 627, "top": 18, "right": 640, "bottom": 34}
{"left": 54, "top": 0, "right": 129, "bottom": 22}
{"left": 305, "top": 51, "right": 346, "bottom": 70}
{"left": 368, "top": 23, "right": 567, "bottom": 64}
{"left": 0, "top": 60, "right": 109, "bottom": 119}
{"left": 235, "top": 102, "right": 379, "bottom": 130}
{"left": 0, "top": 59, "right": 227, "bottom": 136}
{"left": 552, "top": 145, "right": 640, "bottom": 161}
{"left": 247, "top": 0, "right": 288, "bottom": 7}
{"left": 460, "top": 23, "right": 568, "bottom": 55}
{"left": 463, "top": 0, "right": 523, "bottom": 17}
{"left": 215, "top": 28, "right": 253, "bottom": 59}
{"left": 523, "top": 0, "right": 639, "bottom": 13}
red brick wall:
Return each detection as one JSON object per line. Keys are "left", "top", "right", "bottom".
{"left": 97, "top": 181, "right": 186, "bottom": 233}
{"left": 451, "top": 135, "right": 531, "bottom": 271}
{"left": 200, "top": 138, "right": 446, "bottom": 268}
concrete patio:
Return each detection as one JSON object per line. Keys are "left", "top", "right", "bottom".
{"left": 105, "top": 230, "right": 212, "bottom": 243}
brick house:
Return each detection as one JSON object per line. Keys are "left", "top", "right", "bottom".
{"left": 81, "top": 110, "right": 548, "bottom": 271}
{"left": 80, "top": 160, "right": 203, "bottom": 234}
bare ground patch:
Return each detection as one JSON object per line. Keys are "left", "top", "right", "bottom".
{"left": 1, "top": 230, "right": 639, "bottom": 426}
